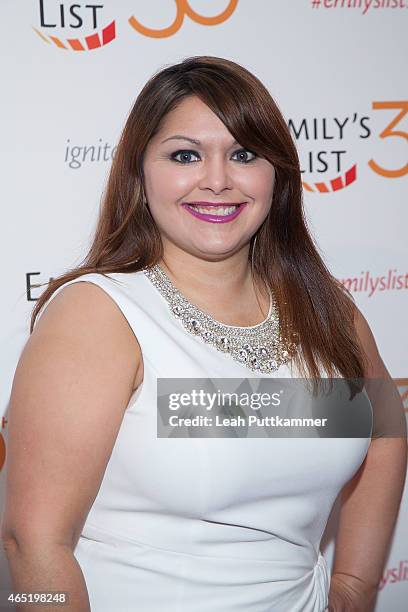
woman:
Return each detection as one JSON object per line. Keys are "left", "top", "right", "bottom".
{"left": 2, "top": 56, "right": 406, "bottom": 612}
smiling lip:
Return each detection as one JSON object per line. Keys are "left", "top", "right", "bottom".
{"left": 181, "top": 201, "right": 247, "bottom": 224}
{"left": 182, "top": 201, "right": 246, "bottom": 207}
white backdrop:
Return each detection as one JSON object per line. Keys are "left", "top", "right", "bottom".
{"left": 1, "top": 1, "right": 407, "bottom": 610}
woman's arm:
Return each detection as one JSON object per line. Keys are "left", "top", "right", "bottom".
{"left": 1, "top": 282, "right": 141, "bottom": 611}
{"left": 327, "top": 307, "right": 407, "bottom": 612}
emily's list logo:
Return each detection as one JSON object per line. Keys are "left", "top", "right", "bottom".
{"left": 33, "top": 0, "right": 116, "bottom": 50}
{"left": 292, "top": 101, "right": 408, "bottom": 194}
{"left": 32, "top": 0, "right": 239, "bottom": 50}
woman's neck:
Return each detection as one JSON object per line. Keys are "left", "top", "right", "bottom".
{"left": 158, "top": 249, "right": 269, "bottom": 327}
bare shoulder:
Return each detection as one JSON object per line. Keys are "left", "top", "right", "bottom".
{"left": 352, "top": 303, "right": 387, "bottom": 379}
{"left": 352, "top": 304, "right": 407, "bottom": 441}
{"left": 33, "top": 280, "right": 143, "bottom": 391}
{"left": 1, "top": 280, "right": 142, "bottom": 549}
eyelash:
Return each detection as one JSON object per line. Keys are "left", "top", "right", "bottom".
{"left": 170, "top": 149, "right": 257, "bottom": 165}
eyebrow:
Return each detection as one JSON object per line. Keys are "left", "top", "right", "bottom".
{"left": 160, "top": 135, "right": 239, "bottom": 146}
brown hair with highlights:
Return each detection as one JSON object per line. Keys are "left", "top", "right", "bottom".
{"left": 30, "top": 55, "right": 367, "bottom": 384}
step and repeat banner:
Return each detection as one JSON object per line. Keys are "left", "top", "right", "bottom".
{"left": 1, "top": 1, "right": 407, "bottom": 610}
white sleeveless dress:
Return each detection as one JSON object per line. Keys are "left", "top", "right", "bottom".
{"left": 37, "top": 270, "right": 372, "bottom": 612}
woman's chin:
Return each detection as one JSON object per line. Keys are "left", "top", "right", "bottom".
{"left": 191, "top": 243, "right": 243, "bottom": 259}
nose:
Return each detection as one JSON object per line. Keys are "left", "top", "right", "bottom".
{"left": 198, "top": 154, "right": 233, "bottom": 194}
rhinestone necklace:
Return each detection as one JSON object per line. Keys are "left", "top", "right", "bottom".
{"left": 143, "top": 263, "right": 297, "bottom": 374}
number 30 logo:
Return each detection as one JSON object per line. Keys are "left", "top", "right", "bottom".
{"left": 368, "top": 101, "right": 408, "bottom": 178}
{"left": 128, "top": 0, "right": 239, "bottom": 38}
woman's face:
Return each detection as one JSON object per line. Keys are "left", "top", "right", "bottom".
{"left": 142, "top": 95, "right": 275, "bottom": 261}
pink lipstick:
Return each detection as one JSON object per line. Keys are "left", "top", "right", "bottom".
{"left": 181, "top": 202, "right": 247, "bottom": 224}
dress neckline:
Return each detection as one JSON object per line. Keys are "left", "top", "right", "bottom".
{"left": 142, "top": 263, "right": 296, "bottom": 374}
{"left": 150, "top": 263, "right": 273, "bottom": 330}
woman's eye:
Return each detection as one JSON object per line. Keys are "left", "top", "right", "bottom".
{"left": 171, "top": 150, "right": 200, "bottom": 163}
{"left": 232, "top": 149, "right": 257, "bottom": 163}
{"left": 170, "top": 149, "right": 257, "bottom": 164}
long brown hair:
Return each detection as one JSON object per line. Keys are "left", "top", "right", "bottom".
{"left": 30, "top": 55, "right": 368, "bottom": 384}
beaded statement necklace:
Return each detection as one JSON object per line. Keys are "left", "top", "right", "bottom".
{"left": 143, "top": 263, "right": 297, "bottom": 374}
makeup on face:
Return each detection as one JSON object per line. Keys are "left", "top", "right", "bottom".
{"left": 142, "top": 96, "right": 275, "bottom": 255}
{"left": 181, "top": 201, "right": 247, "bottom": 224}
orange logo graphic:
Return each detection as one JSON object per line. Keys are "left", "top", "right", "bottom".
{"left": 302, "top": 100, "right": 407, "bottom": 194}
{"left": 33, "top": 21, "right": 116, "bottom": 51}
{"left": 33, "top": 21, "right": 116, "bottom": 50}
{"left": 368, "top": 101, "right": 408, "bottom": 179}
{"left": 302, "top": 164, "right": 357, "bottom": 194}
{"left": 128, "top": 0, "right": 239, "bottom": 38}
{"left": 33, "top": 1, "right": 116, "bottom": 51}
